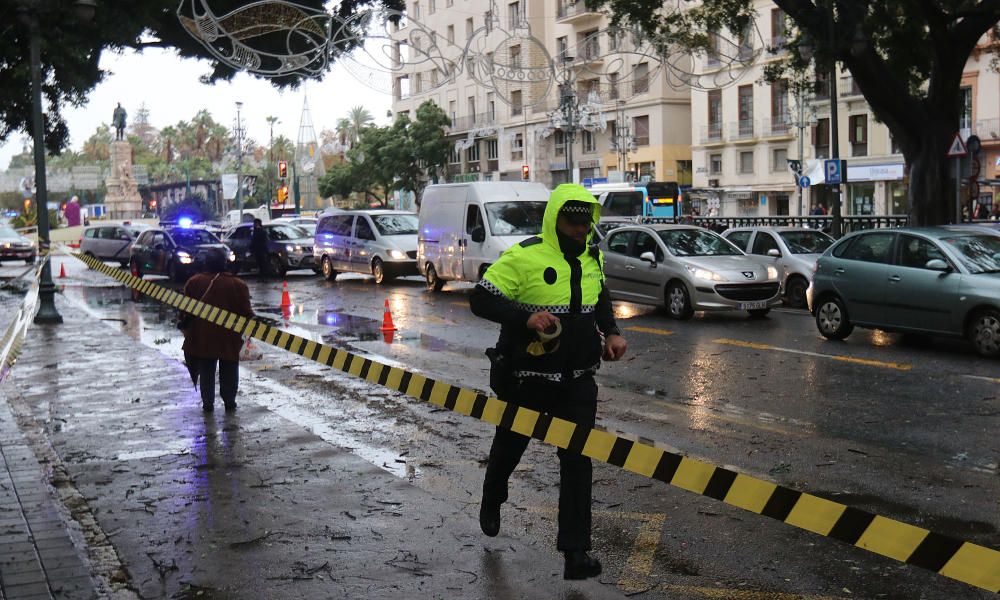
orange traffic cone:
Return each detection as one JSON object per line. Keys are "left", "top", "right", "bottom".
{"left": 280, "top": 281, "right": 291, "bottom": 308}
{"left": 58, "top": 262, "right": 66, "bottom": 278}
{"left": 380, "top": 298, "right": 397, "bottom": 331}
{"left": 382, "top": 328, "right": 395, "bottom": 344}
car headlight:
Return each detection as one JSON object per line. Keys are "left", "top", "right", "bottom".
{"left": 767, "top": 266, "right": 779, "bottom": 280}
{"left": 286, "top": 244, "right": 295, "bottom": 253}
{"left": 2, "top": 243, "right": 10, "bottom": 249}
{"left": 176, "top": 250, "right": 194, "bottom": 265}
{"left": 228, "top": 251, "right": 236, "bottom": 262}
{"left": 685, "top": 265, "right": 724, "bottom": 281}
{"left": 388, "top": 249, "right": 407, "bottom": 260}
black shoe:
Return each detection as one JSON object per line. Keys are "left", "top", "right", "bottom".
{"left": 479, "top": 500, "right": 500, "bottom": 537}
{"left": 224, "top": 402, "right": 237, "bottom": 412}
{"left": 202, "top": 404, "right": 214, "bottom": 413}
{"left": 563, "top": 551, "right": 601, "bottom": 580}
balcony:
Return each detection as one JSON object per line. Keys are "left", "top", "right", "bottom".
{"left": 557, "top": 1, "right": 601, "bottom": 23}
{"left": 449, "top": 112, "right": 496, "bottom": 132}
{"left": 838, "top": 77, "right": 863, "bottom": 98}
{"left": 762, "top": 117, "right": 793, "bottom": 137}
{"left": 728, "top": 119, "right": 757, "bottom": 141}
{"left": 700, "top": 124, "right": 724, "bottom": 144}
{"left": 976, "top": 118, "right": 1000, "bottom": 140}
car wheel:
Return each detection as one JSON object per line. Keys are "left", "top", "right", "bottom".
{"left": 269, "top": 255, "right": 287, "bottom": 278}
{"left": 664, "top": 281, "right": 693, "bottom": 320}
{"left": 968, "top": 309, "right": 1000, "bottom": 357}
{"left": 815, "top": 296, "right": 854, "bottom": 340}
{"left": 426, "top": 263, "right": 444, "bottom": 292}
{"left": 785, "top": 277, "right": 809, "bottom": 309}
{"left": 321, "top": 256, "right": 338, "bottom": 281}
{"left": 372, "top": 258, "right": 387, "bottom": 284}
{"left": 748, "top": 309, "right": 771, "bottom": 318}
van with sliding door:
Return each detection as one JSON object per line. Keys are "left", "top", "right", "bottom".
{"left": 417, "top": 182, "right": 549, "bottom": 291}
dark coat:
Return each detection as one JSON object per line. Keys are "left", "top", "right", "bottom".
{"left": 250, "top": 226, "right": 269, "bottom": 253}
{"left": 181, "top": 272, "right": 254, "bottom": 362}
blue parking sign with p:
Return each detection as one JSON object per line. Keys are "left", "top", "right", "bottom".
{"left": 824, "top": 159, "right": 844, "bottom": 184}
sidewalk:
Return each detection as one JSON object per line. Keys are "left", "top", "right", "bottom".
{"left": 0, "top": 295, "right": 625, "bottom": 599}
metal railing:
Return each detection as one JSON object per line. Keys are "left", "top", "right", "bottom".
{"left": 975, "top": 118, "right": 1000, "bottom": 140}
{"left": 700, "top": 124, "right": 723, "bottom": 144}
{"left": 557, "top": 2, "right": 600, "bottom": 20}
{"left": 729, "top": 119, "right": 756, "bottom": 140}
{"left": 686, "top": 215, "right": 910, "bottom": 235}
{"left": 761, "top": 117, "right": 792, "bottom": 136}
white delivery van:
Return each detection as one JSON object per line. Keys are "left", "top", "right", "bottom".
{"left": 417, "top": 182, "right": 549, "bottom": 291}
{"left": 221, "top": 206, "right": 270, "bottom": 229}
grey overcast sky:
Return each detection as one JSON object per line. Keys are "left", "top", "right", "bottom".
{"left": 0, "top": 46, "right": 393, "bottom": 170}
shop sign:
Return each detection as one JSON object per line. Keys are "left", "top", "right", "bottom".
{"left": 849, "top": 164, "right": 905, "bottom": 181}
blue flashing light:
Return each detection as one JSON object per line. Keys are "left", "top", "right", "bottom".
{"left": 177, "top": 217, "right": 194, "bottom": 229}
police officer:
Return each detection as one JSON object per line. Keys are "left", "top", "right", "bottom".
{"left": 250, "top": 218, "right": 270, "bottom": 276}
{"left": 470, "top": 183, "right": 627, "bottom": 580}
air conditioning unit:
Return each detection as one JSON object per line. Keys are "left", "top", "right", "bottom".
{"left": 708, "top": 179, "right": 720, "bottom": 188}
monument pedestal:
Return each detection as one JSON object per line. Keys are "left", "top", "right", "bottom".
{"left": 105, "top": 141, "right": 142, "bottom": 219}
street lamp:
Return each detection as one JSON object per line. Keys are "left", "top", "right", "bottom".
{"left": 542, "top": 56, "right": 605, "bottom": 184}
{"left": 609, "top": 100, "right": 638, "bottom": 179}
{"left": 233, "top": 101, "right": 246, "bottom": 220}
{"left": 18, "top": 0, "right": 97, "bottom": 324}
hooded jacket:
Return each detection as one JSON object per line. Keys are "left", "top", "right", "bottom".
{"left": 470, "top": 184, "right": 620, "bottom": 383}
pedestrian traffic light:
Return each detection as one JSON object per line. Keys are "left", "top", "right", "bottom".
{"left": 278, "top": 160, "right": 288, "bottom": 179}
{"left": 521, "top": 165, "right": 529, "bottom": 181}
{"left": 277, "top": 185, "right": 288, "bottom": 203}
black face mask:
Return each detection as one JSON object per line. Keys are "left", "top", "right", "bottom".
{"left": 556, "top": 229, "right": 586, "bottom": 257}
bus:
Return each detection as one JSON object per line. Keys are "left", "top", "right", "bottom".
{"left": 589, "top": 181, "right": 681, "bottom": 220}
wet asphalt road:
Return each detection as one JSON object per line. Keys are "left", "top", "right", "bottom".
{"left": 44, "top": 258, "right": 1000, "bottom": 599}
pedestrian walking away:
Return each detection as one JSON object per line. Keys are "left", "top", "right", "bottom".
{"left": 250, "top": 218, "right": 270, "bottom": 276}
{"left": 469, "top": 183, "right": 628, "bottom": 581}
{"left": 180, "top": 248, "right": 254, "bottom": 412}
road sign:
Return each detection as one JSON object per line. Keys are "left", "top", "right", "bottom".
{"left": 824, "top": 159, "right": 845, "bottom": 185}
{"left": 946, "top": 133, "right": 967, "bottom": 157}
{"left": 798, "top": 175, "right": 811, "bottom": 188}
{"left": 966, "top": 134, "right": 981, "bottom": 156}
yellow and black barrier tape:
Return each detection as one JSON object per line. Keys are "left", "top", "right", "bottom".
{"left": 0, "top": 258, "right": 47, "bottom": 381}
{"left": 71, "top": 251, "right": 1000, "bottom": 593}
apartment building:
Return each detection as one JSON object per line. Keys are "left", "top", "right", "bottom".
{"left": 390, "top": 0, "right": 692, "bottom": 188}
{"left": 690, "top": 0, "right": 1000, "bottom": 217}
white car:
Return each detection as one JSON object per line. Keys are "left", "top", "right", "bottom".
{"left": 722, "top": 226, "right": 835, "bottom": 308}
{"left": 599, "top": 224, "right": 782, "bottom": 319}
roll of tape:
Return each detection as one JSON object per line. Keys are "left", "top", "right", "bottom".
{"left": 538, "top": 320, "right": 562, "bottom": 343}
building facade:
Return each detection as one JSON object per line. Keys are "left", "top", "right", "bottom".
{"left": 390, "top": 0, "right": 692, "bottom": 189}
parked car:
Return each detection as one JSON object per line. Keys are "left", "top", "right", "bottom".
{"left": 314, "top": 209, "right": 418, "bottom": 283}
{"left": 223, "top": 222, "right": 316, "bottom": 277}
{"left": 809, "top": 226, "right": 1000, "bottom": 357}
{"left": 418, "top": 182, "right": 549, "bottom": 291}
{"left": 0, "top": 225, "right": 36, "bottom": 264}
{"left": 129, "top": 227, "right": 235, "bottom": 282}
{"left": 273, "top": 216, "right": 318, "bottom": 236}
{"left": 722, "top": 226, "right": 835, "bottom": 308}
{"left": 80, "top": 223, "right": 149, "bottom": 267}
{"left": 599, "top": 224, "right": 782, "bottom": 319}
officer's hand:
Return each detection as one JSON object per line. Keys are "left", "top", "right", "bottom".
{"left": 526, "top": 311, "right": 559, "bottom": 333}
{"left": 602, "top": 334, "right": 627, "bottom": 361}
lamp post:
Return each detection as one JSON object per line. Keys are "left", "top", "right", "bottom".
{"left": 233, "top": 101, "right": 246, "bottom": 220}
{"left": 18, "top": 0, "right": 96, "bottom": 324}
{"left": 545, "top": 55, "right": 605, "bottom": 185}
{"left": 266, "top": 116, "right": 279, "bottom": 219}
{"left": 611, "top": 100, "right": 637, "bottom": 180}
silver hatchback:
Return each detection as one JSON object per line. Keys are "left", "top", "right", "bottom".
{"left": 722, "top": 227, "right": 834, "bottom": 308}
{"left": 599, "top": 224, "right": 782, "bottom": 319}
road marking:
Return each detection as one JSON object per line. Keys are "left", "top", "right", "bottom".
{"left": 619, "top": 512, "right": 666, "bottom": 592}
{"left": 625, "top": 325, "right": 674, "bottom": 336}
{"left": 655, "top": 585, "right": 847, "bottom": 599}
{"left": 963, "top": 374, "right": 1000, "bottom": 384}
{"left": 713, "top": 338, "right": 912, "bottom": 371}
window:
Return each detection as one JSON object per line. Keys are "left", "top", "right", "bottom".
{"left": 355, "top": 218, "right": 375, "bottom": 241}
{"left": 608, "top": 72, "right": 619, "bottom": 100}
{"left": 632, "top": 232, "right": 663, "bottom": 261}
{"left": 468, "top": 96, "right": 476, "bottom": 119}
{"left": 448, "top": 100, "right": 456, "bottom": 124}
{"left": 634, "top": 62, "right": 649, "bottom": 94}
{"left": 959, "top": 86, "right": 973, "bottom": 130}
{"left": 738, "top": 23, "right": 753, "bottom": 60}
{"left": 466, "top": 17, "right": 474, "bottom": 38}
{"left": 814, "top": 118, "right": 830, "bottom": 159}
{"left": 751, "top": 233, "right": 780, "bottom": 256}
{"left": 447, "top": 0, "right": 453, "bottom": 5}
{"left": 508, "top": 0, "right": 521, "bottom": 28}
{"left": 557, "top": 36, "right": 568, "bottom": 59}
{"left": 447, "top": 25, "right": 454, "bottom": 44}
{"left": 707, "top": 31, "right": 721, "bottom": 66}
{"left": 771, "top": 147, "right": 787, "bottom": 172}
{"left": 466, "top": 141, "right": 480, "bottom": 162}
{"left": 633, "top": 115, "right": 649, "bottom": 146}
{"left": 509, "top": 44, "right": 521, "bottom": 68}
{"left": 837, "top": 232, "right": 895, "bottom": 263}
{"left": 814, "top": 71, "right": 830, "bottom": 100}
{"left": 898, "top": 235, "right": 947, "bottom": 270}
{"left": 738, "top": 85, "right": 753, "bottom": 136}
{"left": 411, "top": 1, "right": 420, "bottom": 19}
{"left": 708, "top": 90, "right": 722, "bottom": 138}
{"left": 710, "top": 153, "right": 722, "bottom": 175}
{"left": 511, "top": 90, "right": 522, "bottom": 116}
{"left": 486, "top": 139, "right": 498, "bottom": 160}
{"left": 726, "top": 231, "right": 752, "bottom": 251}
{"left": 603, "top": 192, "right": 644, "bottom": 217}
{"left": 636, "top": 161, "right": 655, "bottom": 179}
{"left": 450, "top": 147, "right": 461, "bottom": 164}
{"left": 607, "top": 231, "right": 636, "bottom": 255}
{"left": 428, "top": 0, "right": 435, "bottom": 13}
{"left": 466, "top": 204, "right": 484, "bottom": 235}
{"left": 609, "top": 27, "right": 621, "bottom": 51}
{"left": 99, "top": 227, "right": 118, "bottom": 239}
{"left": 581, "top": 130, "right": 596, "bottom": 153}
{"left": 84, "top": 228, "right": 98, "bottom": 238}
{"left": 328, "top": 215, "right": 355, "bottom": 236}
{"left": 739, "top": 151, "right": 754, "bottom": 174}
{"left": 891, "top": 133, "right": 902, "bottom": 155}
{"left": 580, "top": 30, "right": 600, "bottom": 60}
{"left": 511, "top": 133, "right": 524, "bottom": 160}
{"left": 849, "top": 114, "right": 868, "bottom": 156}
{"left": 770, "top": 8, "right": 787, "bottom": 48}
{"left": 771, "top": 80, "right": 789, "bottom": 133}
{"left": 554, "top": 130, "right": 566, "bottom": 156}
{"left": 487, "top": 93, "right": 496, "bottom": 120}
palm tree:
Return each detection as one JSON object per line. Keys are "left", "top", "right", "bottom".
{"left": 335, "top": 118, "right": 351, "bottom": 146}
{"left": 347, "top": 106, "right": 373, "bottom": 145}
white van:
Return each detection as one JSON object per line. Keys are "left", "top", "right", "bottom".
{"left": 417, "top": 182, "right": 549, "bottom": 291}
{"left": 222, "top": 206, "right": 270, "bottom": 229}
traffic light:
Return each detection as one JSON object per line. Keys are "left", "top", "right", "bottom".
{"left": 277, "top": 185, "right": 288, "bottom": 203}
{"left": 278, "top": 160, "right": 288, "bottom": 179}
{"left": 149, "top": 199, "right": 158, "bottom": 211}
{"left": 23, "top": 198, "right": 31, "bottom": 214}
{"left": 521, "top": 165, "right": 530, "bottom": 181}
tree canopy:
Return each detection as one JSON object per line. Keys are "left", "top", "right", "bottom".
{"left": 589, "top": 0, "right": 1000, "bottom": 225}
{"left": 0, "top": 0, "right": 403, "bottom": 156}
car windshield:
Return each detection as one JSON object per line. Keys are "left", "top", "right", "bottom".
{"left": 296, "top": 223, "right": 316, "bottom": 236}
{"left": 268, "top": 225, "right": 309, "bottom": 240}
{"left": 779, "top": 231, "right": 834, "bottom": 254}
{"left": 372, "top": 214, "right": 418, "bottom": 235}
{"left": 940, "top": 235, "right": 1000, "bottom": 274}
{"left": 485, "top": 201, "right": 547, "bottom": 236}
{"left": 657, "top": 229, "right": 742, "bottom": 257}
{"left": 170, "top": 229, "right": 219, "bottom": 245}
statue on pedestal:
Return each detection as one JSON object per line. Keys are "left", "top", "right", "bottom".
{"left": 112, "top": 103, "right": 127, "bottom": 141}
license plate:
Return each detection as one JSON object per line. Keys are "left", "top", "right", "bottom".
{"left": 738, "top": 301, "right": 768, "bottom": 310}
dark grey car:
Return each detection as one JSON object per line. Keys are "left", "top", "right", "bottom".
{"left": 809, "top": 226, "right": 1000, "bottom": 356}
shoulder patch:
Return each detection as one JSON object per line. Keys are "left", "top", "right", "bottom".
{"left": 519, "top": 236, "right": 543, "bottom": 248}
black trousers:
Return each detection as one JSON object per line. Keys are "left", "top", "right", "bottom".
{"left": 482, "top": 375, "right": 598, "bottom": 552}
{"left": 253, "top": 250, "right": 270, "bottom": 276}
{"left": 198, "top": 358, "right": 239, "bottom": 408}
